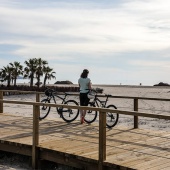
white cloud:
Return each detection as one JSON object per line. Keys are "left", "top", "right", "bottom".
{"left": 129, "top": 60, "right": 170, "bottom": 68}
{"left": 1, "top": 0, "right": 170, "bottom": 84}
{"left": 1, "top": 1, "right": 170, "bottom": 54}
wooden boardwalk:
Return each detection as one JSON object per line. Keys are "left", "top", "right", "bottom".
{"left": 0, "top": 113, "right": 170, "bottom": 170}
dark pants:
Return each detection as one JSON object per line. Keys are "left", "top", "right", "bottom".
{"left": 80, "top": 93, "right": 90, "bottom": 106}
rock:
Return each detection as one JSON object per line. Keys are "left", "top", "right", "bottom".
{"left": 153, "top": 82, "right": 170, "bottom": 86}
{"left": 54, "top": 81, "right": 73, "bottom": 84}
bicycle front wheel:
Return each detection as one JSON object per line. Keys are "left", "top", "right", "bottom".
{"left": 84, "top": 102, "right": 97, "bottom": 124}
{"left": 106, "top": 105, "right": 119, "bottom": 128}
{"left": 39, "top": 99, "right": 51, "bottom": 120}
{"left": 61, "top": 100, "right": 79, "bottom": 123}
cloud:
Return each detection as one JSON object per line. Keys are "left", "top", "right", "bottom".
{"left": 1, "top": 0, "right": 170, "bottom": 55}
{"left": 129, "top": 60, "right": 170, "bottom": 68}
{"left": 1, "top": 0, "right": 170, "bottom": 85}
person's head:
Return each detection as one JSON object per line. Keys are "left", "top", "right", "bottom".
{"left": 81, "top": 69, "right": 89, "bottom": 78}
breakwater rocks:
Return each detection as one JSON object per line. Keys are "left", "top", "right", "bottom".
{"left": 0, "top": 85, "right": 79, "bottom": 96}
{"left": 154, "top": 82, "right": 170, "bottom": 86}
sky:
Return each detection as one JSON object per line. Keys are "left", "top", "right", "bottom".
{"left": 0, "top": 0, "right": 170, "bottom": 85}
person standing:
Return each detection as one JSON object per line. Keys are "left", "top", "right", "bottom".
{"left": 78, "top": 69, "right": 92, "bottom": 124}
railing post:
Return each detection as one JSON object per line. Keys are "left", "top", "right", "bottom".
{"left": 0, "top": 91, "right": 3, "bottom": 113}
{"left": 36, "top": 92, "right": 40, "bottom": 102}
{"left": 98, "top": 111, "right": 106, "bottom": 170}
{"left": 134, "top": 98, "right": 138, "bottom": 128}
{"left": 32, "top": 104, "right": 40, "bottom": 169}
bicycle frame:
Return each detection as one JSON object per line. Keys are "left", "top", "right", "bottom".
{"left": 85, "top": 91, "right": 118, "bottom": 128}
{"left": 47, "top": 92, "right": 68, "bottom": 105}
{"left": 45, "top": 92, "right": 71, "bottom": 115}
{"left": 55, "top": 93, "right": 72, "bottom": 113}
{"left": 91, "top": 95, "right": 110, "bottom": 108}
{"left": 40, "top": 89, "right": 79, "bottom": 122}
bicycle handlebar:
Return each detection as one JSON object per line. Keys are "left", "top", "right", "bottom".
{"left": 89, "top": 89, "right": 97, "bottom": 93}
{"left": 87, "top": 89, "right": 112, "bottom": 97}
{"left": 45, "top": 88, "right": 72, "bottom": 97}
{"left": 45, "top": 88, "right": 112, "bottom": 98}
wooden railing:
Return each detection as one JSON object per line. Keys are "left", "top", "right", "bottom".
{"left": 0, "top": 90, "right": 170, "bottom": 170}
{"left": 2, "top": 90, "right": 170, "bottom": 129}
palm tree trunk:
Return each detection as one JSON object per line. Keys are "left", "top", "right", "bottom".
{"left": 30, "top": 74, "right": 34, "bottom": 87}
{"left": 43, "top": 75, "right": 47, "bottom": 86}
{"left": 7, "top": 75, "right": 11, "bottom": 87}
{"left": 37, "top": 75, "right": 40, "bottom": 88}
{"left": 14, "top": 77, "right": 17, "bottom": 86}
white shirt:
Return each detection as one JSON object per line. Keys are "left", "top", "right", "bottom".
{"left": 78, "top": 77, "right": 91, "bottom": 93}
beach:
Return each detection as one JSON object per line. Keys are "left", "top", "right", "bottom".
{"left": 1, "top": 85, "right": 170, "bottom": 169}
{"left": 3, "top": 85, "right": 170, "bottom": 131}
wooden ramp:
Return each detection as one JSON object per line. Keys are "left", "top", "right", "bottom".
{"left": 0, "top": 113, "right": 170, "bottom": 170}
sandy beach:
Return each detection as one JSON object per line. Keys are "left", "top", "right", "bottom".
{"left": 3, "top": 85, "right": 170, "bottom": 131}
{"left": 1, "top": 85, "right": 170, "bottom": 169}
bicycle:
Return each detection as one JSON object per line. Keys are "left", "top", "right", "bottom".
{"left": 40, "top": 88, "right": 79, "bottom": 122}
{"left": 84, "top": 90, "right": 119, "bottom": 128}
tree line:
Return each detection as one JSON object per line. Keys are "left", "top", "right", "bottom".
{"left": 0, "top": 58, "right": 56, "bottom": 88}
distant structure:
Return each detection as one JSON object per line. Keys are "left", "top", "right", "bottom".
{"left": 154, "top": 82, "right": 170, "bottom": 86}
{"left": 54, "top": 80, "right": 73, "bottom": 84}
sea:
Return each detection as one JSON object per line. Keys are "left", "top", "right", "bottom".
{"left": 2, "top": 78, "right": 156, "bottom": 86}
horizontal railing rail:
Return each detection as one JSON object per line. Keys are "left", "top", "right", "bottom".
{"left": 1, "top": 99, "right": 170, "bottom": 120}
{"left": 1, "top": 89, "right": 170, "bottom": 101}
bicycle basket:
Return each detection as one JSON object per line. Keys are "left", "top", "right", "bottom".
{"left": 87, "top": 91, "right": 95, "bottom": 99}
{"left": 45, "top": 89, "right": 52, "bottom": 97}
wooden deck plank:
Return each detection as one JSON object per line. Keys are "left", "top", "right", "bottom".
{"left": 133, "top": 156, "right": 170, "bottom": 170}
{"left": 0, "top": 113, "right": 170, "bottom": 170}
{"left": 115, "top": 147, "right": 170, "bottom": 168}
{"left": 39, "top": 137, "right": 99, "bottom": 159}
{"left": 145, "top": 158, "right": 170, "bottom": 170}
{"left": 105, "top": 133, "right": 170, "bottom": 167}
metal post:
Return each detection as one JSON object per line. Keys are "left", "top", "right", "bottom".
{"left": 98, "top": 111, "right": 106, "bottom": 170}
{"left": 134, "top": 98, "right": 138, "bottom": 128}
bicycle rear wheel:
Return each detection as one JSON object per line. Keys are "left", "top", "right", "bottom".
{"left": 61, "top": 100, "right": 79, "bottom": 122}
{"left": 39, "top": 99, "right": 51, "bottom": 120}
{"left": 106, "top": 105, "right": 119, "bottom": 128}
{"left": 84, "top": 102, "right": 97, "bottom": 123}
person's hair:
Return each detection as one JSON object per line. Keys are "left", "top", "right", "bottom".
{"left": 81, "top": 69, "right": 89, "bottom": 78}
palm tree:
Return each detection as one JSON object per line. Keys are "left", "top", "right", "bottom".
{"left": 9, "top": 61, "right": 23, "bottom": 86}
{"left": 0, "top": 65, "right": 13, "bottom": 86}
{"left": 24, "top": 58, "right": 37, "bottom": 87}
{"left": 35, "top": 58, "right": 48, "bottom": 88}
{"left": 0, "top": 68, "right": 5, "bottom": 83}
{"left": 43, "top": 66, "right": 56, "bottom": 86}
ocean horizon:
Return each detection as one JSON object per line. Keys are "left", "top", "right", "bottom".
{"left": 0, "top": 78, "right": 168, "bottom": 87}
